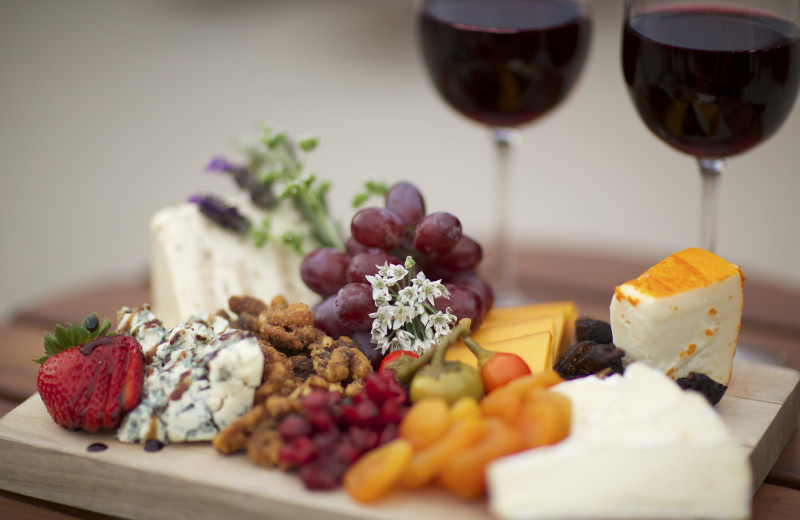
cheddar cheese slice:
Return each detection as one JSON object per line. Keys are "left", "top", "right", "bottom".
{"left": 445, "top": 301, "right": 577, "bottom": 373}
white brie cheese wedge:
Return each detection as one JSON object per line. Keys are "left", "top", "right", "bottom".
{"left": 488, "top": 363, "right": 751, "bottom": 520}
{"left": 116, "top": 309, "right": 264, "bottom": 445}
{"left": 609, "top": 248, "right": 744, "bottom": 385}
{"left": 150, "top": 195, "right": 317, "bottom": 328}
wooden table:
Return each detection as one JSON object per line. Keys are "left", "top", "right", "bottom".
{"left": 1, "top": 247, "right": 799, "bottom": 519}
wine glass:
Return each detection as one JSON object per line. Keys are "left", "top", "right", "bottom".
{"left": 622, "top": 0, "right": 800, "bottom": 252}
{"left": 416, "top": 0, "right": 592, "bottom": 303}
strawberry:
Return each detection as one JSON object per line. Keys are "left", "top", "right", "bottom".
{"left": 35, "top": 313, "right": 145, "bottom": 432}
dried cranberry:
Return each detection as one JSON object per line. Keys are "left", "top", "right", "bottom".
{"left": 298, "top": 460, "right": 347, "bottom": 490}
{"left": 341, "top": 399, "right": 380, "bottom": 428}
{"left": 377, "top": 422, "right": 399, "bottom": 447}
{"left": 278, "top": 436, "right": 317, "bottom": 467}
{"left": 346, "top": 427, "right": 379, "bottom": 453}
{"left": 331, "top": 442, "right": 363, "bottom": 465}
{"left": 364, "top": 371, "right": 408, "bottom": 405}
{"left": 277, "top": 414, "right": 312, "bottom": 441}
{"left": 378, "top": 397, "right": 408, "bottom": 426}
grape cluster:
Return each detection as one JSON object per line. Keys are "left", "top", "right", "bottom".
{"left": 276, "top": 371, "right": 409, "bottom": 490}
{"left": 302, "top": 182, "right": 494, "bottom": 364}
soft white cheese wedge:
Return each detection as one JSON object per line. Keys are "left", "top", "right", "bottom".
{"left": 609, "top": 247, "right": 744, "bottom": 385}
{"left": 116, "top": 309, "right": 264, "bottom": 445}
{"left": 488, "top": 363, "right": 752, "bottom": 520}
{"left": 150, "top": 195, "right": 317, "bottom": 328}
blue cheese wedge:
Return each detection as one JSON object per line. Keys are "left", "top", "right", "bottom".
{"left": 115, "top": 308, "right": 263, "bottom": 444}
{"left": 487, "top": 363, "right": 751, "bottom": 520}
{"left": 609, "top": 248, "right": 744, "bottom": 385}
{"left": 150, "top": 194, "right": 317, "bottom": 328}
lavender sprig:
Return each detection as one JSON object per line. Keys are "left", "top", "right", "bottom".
{"left": 188, "top": 194, "right": 251, "bottom": 234}
{"left": 199, "top": 124, "right": 345, "bottom": 252}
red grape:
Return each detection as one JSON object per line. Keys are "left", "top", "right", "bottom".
{"left": 450, "top": 274, "right": 495, "bottom": 315}
{"left": 350, "top": 207, "right": 403, "bottom": 250}
{"left": 345, "top": 236, "right": 368, "bottom": 256}
{"left": 301, "top": 247, "right": 350, "bottom": 297}
{"left": 385, "top": 182, "right": 426, "bottom": 228}
{"left": 346, "top": 249, "right": 402, "bottom": 284}
{"left": 313, "top": 296, "right": 354, "bottom": 339}
{"left": 413, "top": 211, "right": 462, "bottom": 258}
{"left": 433, "top": 235, "right": 482, "bottom": 271}
{"left": 434, "top": 283, "right": 484, "bottom": 331}
{"left": 334, "top": 283, "right": 378, "bottom": 331}
{"left": 351, "top": 330, "right": 385, "bottom": 371}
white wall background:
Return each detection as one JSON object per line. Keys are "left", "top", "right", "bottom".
{"left": 2, "top": 0, "right": 799, "bottom": 319}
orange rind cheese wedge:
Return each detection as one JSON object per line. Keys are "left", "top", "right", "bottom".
{"left": 609, "top": 248, "right": 744, "bottom": 385}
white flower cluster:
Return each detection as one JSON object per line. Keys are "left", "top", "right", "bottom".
{"left": 367, "top": 256, "right": 456, "bottom": 355}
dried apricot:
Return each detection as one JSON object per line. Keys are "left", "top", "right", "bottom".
{"left": 398, "top": 397, "right": 451, "bottom": 451}
{"left": 438, "top": 417, "right": 524, "bottom": 500}
{"left": 343, "top": 438, "right": 413, "bottom": 504}
{"left": 400, "top": 415, "right": 488, "bottom": 489}
{"left": 479, "top": 382, "right": 523, "bottom": 425}
{"left": 516, "top": 390, "right": 571, "bottom": 449}
{"left": 449, "top": 395, "right": 481, "bottom": 421}
{"left": 506, "top": 370, "right": 564, "bottom": 393}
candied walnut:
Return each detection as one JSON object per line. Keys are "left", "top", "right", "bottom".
{"left": 270, "top": 295, "right": 288, "bottom": 307}
{"left": 555, "top": 340, "right": 625, "bottom": 380}
{"left": 313, "top": 347, "right": 353, "bottom": 383}
{"left": 305, "top": 374, "right": 337, "bottom": 391}
{"left": 213, "top": 405, "right": 266, "bottom": 455}
{"left": 676, "top": 372, "right": 727, "bottom": 405}
{"left": 290, "top": 355, "right": 315, "bottom": 380}
{"left": 229, "top": 295, "right": 270, "bottom": 317}
{"left": 264, "top": 394, "right": 303, "bottom": 419}
{"left": 247, "top": 422, "right": 284, "bottom": 468}
{"left": 258, "top": 323, "right": 307, "bottom": 352}
{"left": 347, "top": 346, "right": 373, "bottom": 381}
{"left": 344, "top": 379, "right": 365, "bottom": 398}
{"left": 308, "top": 335, "right": 373, "bottom": 384}
{"left": 255, "top": 341, "right": 299, "bottom": 402}
{"left": 293, "top": 326, "right": 321, "bottom": 347}
{"left": 219, "top": 294, "right": 378, "bottom": 464}
{"left": 262, "top": 302, "right": 315, "bottom": 329}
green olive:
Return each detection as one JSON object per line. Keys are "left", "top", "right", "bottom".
{"left": 409, "top": 360, "right": 485, "bottom": 405}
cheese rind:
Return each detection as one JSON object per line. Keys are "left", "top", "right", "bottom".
{"left": 150, "top": 196, "right": 317, "bottom": 328}
{"left": 488, "top": 363, "right": 751, "bottom": 520}
{"left": 609, "top": 248, "right": 743, "bottom": 384}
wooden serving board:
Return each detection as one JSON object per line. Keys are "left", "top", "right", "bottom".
{"left": 1, "top": 359, "right": 798, "bottom": 520}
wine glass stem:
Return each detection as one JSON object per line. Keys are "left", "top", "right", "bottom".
{"left": 491, "top": 127, "right": 521, "bottom": 301}
{"left": 698, "top": 157, "right": 724, "bottom": 253}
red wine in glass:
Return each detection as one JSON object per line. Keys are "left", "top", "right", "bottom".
{"left": 417, "top": 0, "right": 592, "bottom": 302}
{"left": 623, "top": 6, "right": 800, "bottom": 159}
{"left": 621, "top": 1, "right": 800, "bottom": 253}
{"left": 419, "top": 0, "right": 592, "bottom": 128}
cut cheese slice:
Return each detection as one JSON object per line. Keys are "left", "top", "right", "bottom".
{"left": 481, "top": 301, "right": 577, "bottom": 358}
{"left": 150, "top": 196, "right": 317, "bottom": 328}
{"left": 444, "top": 301, "right": 576, "bottom": 373}
{"left": 609, "top": 247, "right": 744, "bottom": 385}
{"left": 488, "top": 363, "right": 751, "bottom": 520}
